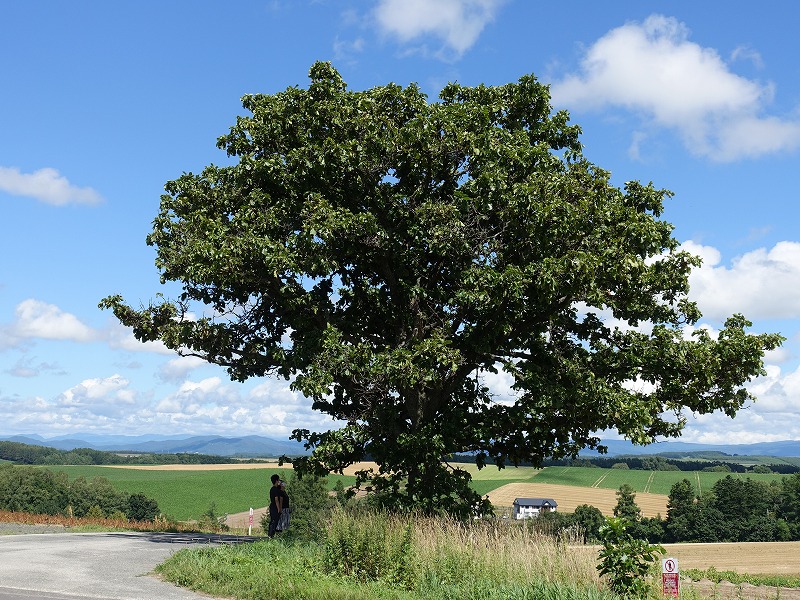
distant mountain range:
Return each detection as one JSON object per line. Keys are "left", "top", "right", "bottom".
{"left": 1, "top": 433, "right": 799, "bottom": 459}
{"left": 0, "top": 433, "right": 307, "bottom": 457}
{"left": 581, "top": 438, "right": 800, "bottom": 458}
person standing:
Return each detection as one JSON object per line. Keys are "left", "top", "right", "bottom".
{"left": 268, "top": 473, "right": 283, "bottom": 538}
{"left": 276, "top": 480, "right": 290, "bottom": 533}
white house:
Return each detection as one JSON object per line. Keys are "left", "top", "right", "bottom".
{"left": 512, "top": 497, "right": 558, "bottom": 519}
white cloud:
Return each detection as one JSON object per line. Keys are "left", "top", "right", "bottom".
{"left": 59, "top": 374, "right": 135, "bottom": 406}
{"left": 155, "top": 377, "right": 233, "bottom": 414}
{"left": 157, "top": 355, "right": 209, "bottom": 382}
{"left": 8, "top": 374, "right": 142, "bottom": 424}
{"left": 549, "top": 14, "right": 800, "bottom": 161}
{"left": 374, "top": 0, "right": 504, "bottom": 58}
{"left": 11, "top": 299, "right": 98, "bottom": 342}
{"left": 106, "top": 323, "right": 175, "bottom": 355}
{"left": 683, "top": 240, "right": 800, "bottom": 320}
{"left": 0, "top": 166, "right": 103, "bottom": 205}
{"left": 676, "top": 363, "right": 800, "bottom": 444}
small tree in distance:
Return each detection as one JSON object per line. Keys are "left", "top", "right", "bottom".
{"left": 101, "top": 62, "right": 782, "bottom": 518}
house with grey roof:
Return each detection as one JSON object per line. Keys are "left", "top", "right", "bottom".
{"left": 513, "top": 497, "right": 558, "bottom": 519}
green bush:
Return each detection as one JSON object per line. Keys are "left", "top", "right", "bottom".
{"left": 323, "top": 508, "right": 416, "bottom": 589}
{"left": 0, "top": 464, "right": 160, "bottom": 522}
{"left": 597, "top": 517, "right": 663, "bottom": 599}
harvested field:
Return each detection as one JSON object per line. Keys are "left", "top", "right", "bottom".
{"left": 488, "top": 482, "right": 669, "bottom": 517}
{"left": 661, "top": 541, "right": 800, "bottom": 575}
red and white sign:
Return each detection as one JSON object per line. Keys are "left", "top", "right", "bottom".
{"left": 662, "top": 558, "right": 680, "bottom": 598}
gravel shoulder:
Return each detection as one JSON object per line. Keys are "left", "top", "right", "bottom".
{"left": 0, "top": 523, "right": 71, "bottom": 535}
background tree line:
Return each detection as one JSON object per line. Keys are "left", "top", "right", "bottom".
{"left": 451, "top": 452, "right": 799, "bottom": 474}
{"left": 0, "top": 441, "right": 255, "bottom": 466}
{"left": 0, "top": 464, "right": 160, "bottom": 521}
{"left": 538, "top": 474, "right": 800, "bottom": 543}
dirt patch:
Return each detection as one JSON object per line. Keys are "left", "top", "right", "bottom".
{"left": 225, "top": 507, "right": 268, "bottom": 531}
{"left": 488, "top": 482, "right": 669, "bottom": 517}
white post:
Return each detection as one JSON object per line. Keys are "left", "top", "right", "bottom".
{"left": 248, "top": 507, "right": 254, "bottom": 536}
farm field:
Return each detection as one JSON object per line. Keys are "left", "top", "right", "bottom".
{"left": 488, "top": 482, "right": 668, "bottom": 517}
{"left": 532, "top": 465, "right": 786, "bottom": 496}
{"left": 44, "top": 464, "right": 355, "bottom": 521}
{"left": 39, "top": 462, "right": 787, "bottom": 522}
{"left": 660, "top": 541, "right": 800, "bottom": 575}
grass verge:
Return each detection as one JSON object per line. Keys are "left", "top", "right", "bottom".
{"left": 156, "top": 509, "right": 621, "bottom": 600}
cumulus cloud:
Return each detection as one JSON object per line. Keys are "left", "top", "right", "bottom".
{"left": 549, "top": 14, "right": 800, "bottom": 161}
{"left": 374, "top": 0, "right": 504, "bottom": 58}
{"left": 0, "top": 166, "right": 103, "bottom": 205}
{"left": 155, "top": 377, "right": 235, "bottom": 414}
{"left": 676, "top": 363, "right": 800, "bottom": 444}
{"left": 11, "top": 299, "right": 98, "bottom": 342}
{"left": 0, "top": 375, "right": 143, "bottom": 430}
{"left": 683, "top": 240, "right": 800, "bottom": 320}
{"left": 157, "top": 355, "right": 209, "bottom": 382}
{"left": 58, "top": 374, "right": 137, "bottom": 418}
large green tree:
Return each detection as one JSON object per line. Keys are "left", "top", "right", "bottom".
{"left": 101, "top": 62, "right": 781, "bottom": 517}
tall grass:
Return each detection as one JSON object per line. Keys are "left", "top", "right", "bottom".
{"left": 157, "top": 508, "right": 615, "bottom": 600}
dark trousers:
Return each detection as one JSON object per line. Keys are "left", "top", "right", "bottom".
{"left": 268, "top": 507, "right": 280, "bottom": 537}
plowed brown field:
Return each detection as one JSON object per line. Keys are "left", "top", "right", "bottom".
{"left": 488, "top": 482, "right": 669, "bottom": 517}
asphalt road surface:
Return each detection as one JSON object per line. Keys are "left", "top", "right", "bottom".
{"left": 0, "top": 530, "right": 255, "bottom": 599}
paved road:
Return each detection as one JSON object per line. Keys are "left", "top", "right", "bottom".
{"left": 0, "top": 531, "right": 255, "bottom": 599}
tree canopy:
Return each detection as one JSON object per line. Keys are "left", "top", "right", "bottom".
{"left": 101, "top": 62, "right": 781, "bottom": 517}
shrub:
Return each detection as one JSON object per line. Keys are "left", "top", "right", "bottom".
{"left": 597, "top": 517, "right": 664, "bottom": 599}
{"left": 323, "top": 507, "right": 416, "bottom": 589}
{"left": 126, "top": 492, "right": 160, "bottom": 521}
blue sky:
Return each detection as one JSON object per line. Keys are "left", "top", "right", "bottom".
{"left": 2, "top": 1, "right": 800, "bottom": 445}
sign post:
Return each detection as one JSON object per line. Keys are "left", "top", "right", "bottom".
{"left": 248, "top": 507, "right": 254, "bottom": 536}
{"left": 661, "top": 558, "right": 680, "bottom": 598}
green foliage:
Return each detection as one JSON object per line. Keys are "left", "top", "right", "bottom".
{"left": 570, "top": 504, "right": 606, "bottom": 542}
{"left": 597, "top": 517, "right": 664, "bottom": 598}
{"left": 101, "top": 61, "right": 782, "bottom": 516}
{"left": 197, "top": 502, "right": 229, "bottom": 532}
{"left": 750, "top": 464, "right": 773, "bottom": 474}
{"left": 613, "top": 484, "right": 641, "bottom": 522}
{"left": 285, "top": 473, "right": 336, "bottom": 540}
{"left": 323, "top": 508, "right": 416, "bottom": 589}
{"left": 0, "top": 464, "right": 160, "bottom": 521}
{"left": 127, "top": 492, "right": 160, "bottom": 521}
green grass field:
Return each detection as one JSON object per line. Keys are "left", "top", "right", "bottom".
{"left": 43, "top": 466, "right": 357, "bottom": 521}
{"left": 39, "top": 463, "right": 787, "bottom": 521}
{"left": 531, "top": 465, "right": 785, "bottom": 495}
